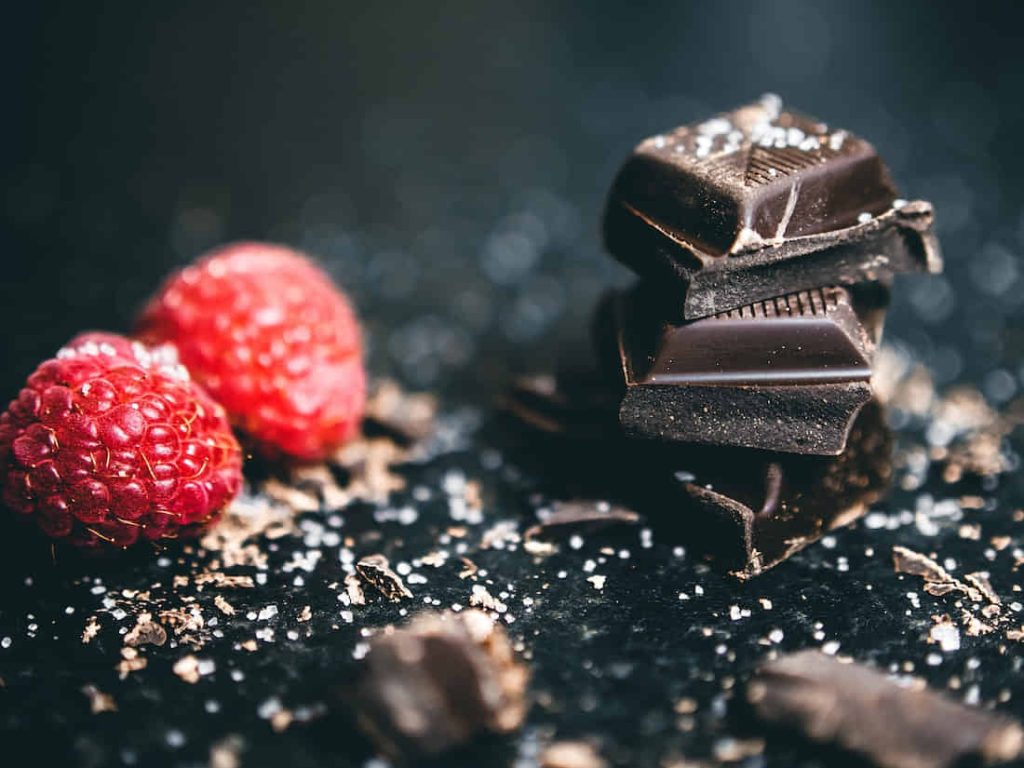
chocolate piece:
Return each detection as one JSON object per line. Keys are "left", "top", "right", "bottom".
{"left": 609, "top": 284, "right": 877, "bottom": 454}
{"left": 664, "top": 399, "right": 891, "bottom": 579}
{"left": 604, "top": 95, "right": 941, "bottom": 318}
{"left": 353, "top": 610, "right": 528, "bottom": 758}
{"left": 747, "top": 650, "right": 1024, "bottom": 768}
{"left": 524, "top": 500, "right": 640, "bottom": 542}
{"left": 355, "top": 554, "right": 413, "bottom": 602}
{"left": 502, "top": 372, "right": 892, "bottom": 578}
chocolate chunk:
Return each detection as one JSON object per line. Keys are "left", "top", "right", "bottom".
{"left": 353, "top": 610, "right": 528, "bottom": 758}
{"left": 608, "top": 284, "right": 878, "bottom": 454}
{"left": 747, "top": 650, "right": 1024, "bottom": 768}
{"left": 524, "top": 500, "right": 641, "bottom": 542}
{"left": 664, "top": 399, "right": 891, "bottom": 579}
{"left": 604, "top": 95, "right": 941, "bottom": 318}
{"left": 502, "top": 371, "right": 891, "bottom": 578}
{"left": 355, "top": 554, "right": 413, "bottom": 601}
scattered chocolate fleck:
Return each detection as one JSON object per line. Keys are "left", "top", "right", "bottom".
{"left": 539, "top": 740, "right": 608, "bottom": 768}
{"left": 352, "top": 609, "right": 528, "bottom": 758}
{"left": 123, "top": 613, "right": 167, "bottom": 647}
{"left": 209, "top": 735, "right": 244, "bottom": 768}
{"left": 200, "top": 496, "right": 298, "bottom": 569}
{"left": 420, "top": 551, "right": 448, "bottom": 567}
{"left": 965, "top": 572, "right": 1001, "bottom": 606}
{"left": 270, "top": 709, "right": 294, "bottom": 733}
{"left": 469, "top": 584, "right": 508, "bottom": 613}
{"left": 332, "top": 438, "right": 408, "bottom": 504}
{"left": 173, "top": 655, "right": 202, "bottom": 684}
{"left": 355, "top": 554, "right": 413, "bottom": 601}
{"left": 262, "top": 477, "right": 321, "bottom": 513}
{"left": 116, "top": 648, "right": 147, "bottom": 679}
{"left": 713, "top": 737, "right": 766, "bottom": 762}
{"left": 524, "top": 500, "right": 641, "bottom": 541}
{"left": 81, "top": 616, "right": 100, "bottom": 644}
{"left": 193, "top": 573, "right": 256, "bottom": 589}
{"left": 523, "top": 538, "right": 558, "bottom": 556}
{"left": 748, "top": 650, "right": 1024, "bottom": 768}
{"left": 213, "top": 595, "right": 235, "bottom": 616}
{"left": 458, "top": 557, "right": 479, "bottom": 579}
{"left": 363, "top": 378, "right": 438, "bottom": 445}
{"left": 81, "top": 684, "right": 117, "bottom": 714}
{"left": 892, "top": 546, "right": 984, "bottom": 602}
{"left": 344, "top": 573, "right": 367, "bottom": 606}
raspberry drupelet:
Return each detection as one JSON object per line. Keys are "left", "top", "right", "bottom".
{"left": 0, "top": 333, "right": 243, "bottom": 550}
{"left": 136, "top": 242, "right": 366, "bottom": 462}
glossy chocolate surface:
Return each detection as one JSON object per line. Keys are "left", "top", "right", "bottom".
{"left": 607, "top": 94, "right": 898, "bottom": 257}
{"left": 622, "top": 286, "right": 872, "bottom": 387}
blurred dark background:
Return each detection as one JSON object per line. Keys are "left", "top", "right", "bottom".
{"left": 4, "top": 0, "right": 1024, "bottom": 403}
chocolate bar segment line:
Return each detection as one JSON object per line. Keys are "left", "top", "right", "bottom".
{"left": 606, "top": 196, "right": 940, "bottom": 319}
{"left": 623, "top": 286, "right": 873, "bottom": 388}
{"left": 608, "top": 285, "right": 876, "bottom": 454}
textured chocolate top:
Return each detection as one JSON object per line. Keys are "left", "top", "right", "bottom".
{"left": 623, "top": 286, "right": 873, "bottom": 387}
{"left": 607, "top": 94, "right": 898, "bottom": 257}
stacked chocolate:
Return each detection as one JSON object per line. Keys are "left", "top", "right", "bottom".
{"left": 599, "top": 94, "right": 942, "bottom": 455}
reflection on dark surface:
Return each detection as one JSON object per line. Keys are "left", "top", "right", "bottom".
{"left": 501, "top": 375, "right": 892, "bottom": 578}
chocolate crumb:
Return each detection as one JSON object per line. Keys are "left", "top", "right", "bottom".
{"left": 525, "top": 500, "right": 640, "bottom": 541}
{"left": 81, "top": 684, "right": 117, "bottom": 714}
{"left": 355, "top": 554, "right": 413, "bottom": 601}
{"left": 352, "top": 609, "right": 528, "bottom": 758}
{"left": 213, "top": 595, "right": 235, "bottom": 616}
{"left": 748, "top": 650, "right": 1024, "bottom": 768}
{"left": 363, "top": 378, "right": 438, "bottom": 445}
{"left": 344, "top": 573, "right": 367, "bottom": 606}
{"left": 539, "top": 741, "right": 608, "bottom": 768}
{"left": 123, "top": 613, "right": 167, "bottom": 647}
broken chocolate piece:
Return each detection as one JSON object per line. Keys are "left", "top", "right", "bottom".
{"left": 604, "top": 94, "right": 941, "bottom": 318}
{"left": 353, "top": 610, "right": 528, "bottom": 758}
{"left": 502, "top": 371, "right": 891, "bottom": 578}
{"left": 662, "top": 398, "right": 891, "bottom": 579}
{"left": 748, "top": 650, "right": 1024, "bottom": 768}
{"left": 524, "top": 500, "right": 640, "bottom": 542}
{"left": 608, "top": 284, "right": 878, "bottom": 454}
{"left": 355, "top": 554, "right": 413, "bottom": 602}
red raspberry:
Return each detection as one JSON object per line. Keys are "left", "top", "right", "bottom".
{"left": 136, "top": 242, "right": 366, "bottom": 461}
{"left": 0, "top": 332, "right": 243, "bottom": 550}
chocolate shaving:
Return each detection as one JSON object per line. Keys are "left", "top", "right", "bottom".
{"left": 355, "top": 554, "right": 412, "bottom": 602}
{"left": 81, "top": 684, "right": 117, "bottom": 714}
{"left": 123, "top": 613, "right": 167, "bottom": 648}
{"left": 344, "top": 573, "right": 367, "bottom": 606}
{"left": 748, "top": 650, "right": 1024, "bottom": 768}
{"left": 892, "top": 546, "right": 985, "bottom": 602}
{"left": 525, "top": 500, "right": 640, "bottom": 541}
{"left": 352, "top": 609, "right": 528, "bottom": 758}
{"left": 363, "top": 378, "right": 438, "bottom": 445}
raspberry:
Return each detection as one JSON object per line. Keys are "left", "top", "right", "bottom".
{"left": 0, "top": 333, "right": 243, "bottom": 550}
{"left": 136, "top": 242, "right": 366, "bottom": 461}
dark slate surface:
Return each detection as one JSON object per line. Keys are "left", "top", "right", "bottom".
{"left": 4, "top": 2, "right": 1024, "bottom": 767}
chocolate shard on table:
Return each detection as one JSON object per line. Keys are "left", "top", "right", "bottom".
{"left": 747, "top": 650, "right": 1024, "bottom": 768}
{"left": 605, "top": 283, "right": 879, "bottom": 454}
{"left": 659, "top": 399, "right": 891, "bottom": 579}
{"left": 351, "top": 610, "right": 528, "bottom": 759}
{"left": 604, "top": 94, "right": 942, "bottom": 319}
